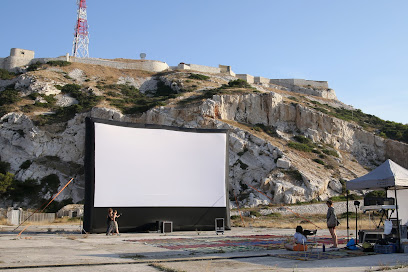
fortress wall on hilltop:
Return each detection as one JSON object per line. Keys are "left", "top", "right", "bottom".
{"left": 1, "top": 47, "right": 335, "bottom": 99}
{"left": 2, "top": 48, "right": 36, "bottom": 72}
{"left": 68, "top": 57, "right": 169, "bottom": 72}
{"left": 254, "top": 76, "right": 269, "bottom": 84}
{"left": 0, "top": 58, "right": 5, "bottom": 70}
{"left": 236, "top": 74, "right": 254, "bottom": 83}
{"left": 177, "top": 63, "right": 221, "bottom": 74}
{"left": 270, "top": 78, "right": 329, "bottom": 89}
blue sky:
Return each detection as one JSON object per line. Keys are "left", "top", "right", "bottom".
{"left": 1, "top": 0, "right": 407, "bottom": 124}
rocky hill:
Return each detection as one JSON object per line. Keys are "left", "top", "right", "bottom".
{"left": 1, "top": 61, "right": 407, "bottom": 210}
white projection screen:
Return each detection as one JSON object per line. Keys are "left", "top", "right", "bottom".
{"left": 94, "top": 122, "right": 227, "bottom": 207}
{"left": 83, "top": 118, "right": 230, "bottom": 233}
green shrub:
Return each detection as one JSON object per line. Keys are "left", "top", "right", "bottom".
{"left": 285, "top": 169, "right": 303, "bottom": 181}
{"left": 0, "top": 172, "right": 14, "bottom": 194}
{"left": 237, "top": 147, "right": 248, "bottom": 156}
{"left": 249, "top": 210, "right": 261, "bottom": 217}
{"left": 237, "top": 160, "right": 248, "bottom": 170}
{"left": 20, "top": 160, "right": 32, "bottom": 170}
{"left": 252, "top": 125, "right": 262, "bottom": 132}
{"left": 294, "top": 135, "right": 312, "bottom": 144}
{"left": 61, "top": 83, "right": 81, "bottom": 94}
{"left": 57, "top": 83, "right": 102, "bottom": 114}
{"left": 35, "top": 95, "right": 57, "bottom": 108}
{"left": 225, "top": 79, "right": 252, "bottom": 88}
{"left": 0, "top": 89, "right": 21, "bottom": 106}
{"left": 41, "top": 174, "right": 60, "bottom": 195}
{"left": 43, "top": 198, "right": 73, "bottom": 213}
{"left": 8, "top": 178, "right": 41, "bottom": 202}
{"left": 0, "top": 68, "right": 16, "bottom": 80}
{"left": 322, "top": 149, "right": 339, "bottom": 157}
{"left": 47, "top": 60, "right": 71, "bottom": 67}
{"left": 0, "top": 161, "right": 10, "bottom": 174}
{"left": 230, "top": 215, "right": 240, "bottom": 220}
{"left": 365, "top": 190, "right": 386, "bottom": 198}
{"left": 313, "top": 158, "right": 325, "bottom": 165}
{"left": 189, "top": 73, "right": 209, "bottom": 80}
{"left": 251, "top": 124, "right": 279, "bottom": 137}
{"left": 340, "top": 179, "right": 347, "bottom": 194}
{"left": 38, "top": 104, "right": 87, "bottom": 125}
{"left": 154, "top": 81, "right": 178, "bottom": 97}
{"left": 27, "top": 61, "right": 43, "bottom": 71}
{"left": 240, "top": 181, "right": 248, "bottom": 191}
{"left": 266, "top": 212, "right": 282, "bottom": 218}
{"left": 288, "top": 141, "right": 313, "bottom": 152}
{"left": 330, "top": 194, "right": 360, "bottom": 202}
{"left": 340, "top": 212, "right": 356, "bottom": 219}
{"left": 118, "top": 84, "right": 141, "bottom": 97}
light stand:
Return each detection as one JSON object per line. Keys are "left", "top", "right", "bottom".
{"left": 354, "top": 200, "right": 360, "bottom": 243}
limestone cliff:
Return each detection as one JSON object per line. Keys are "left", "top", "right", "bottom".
{"left": 1, "top": 63, "right": 407, "bottom": 208}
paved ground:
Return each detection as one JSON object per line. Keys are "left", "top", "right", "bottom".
{"left": 0, "top": 224, "right": 407, "bottom": 272}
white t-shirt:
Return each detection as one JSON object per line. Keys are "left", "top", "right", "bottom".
{"left": 294, "top": 232, "right": 307, "bottom": 244}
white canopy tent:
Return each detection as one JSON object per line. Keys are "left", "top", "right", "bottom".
{"left": 346, "top": 159, "right": 408, "bottom": 191}
{"left": 346, "top": 159, "right": 408, "bottom": 250}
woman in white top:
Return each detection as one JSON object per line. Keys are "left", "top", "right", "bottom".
{"left": 285, "top": 225, "right": 307, "bottom": 251}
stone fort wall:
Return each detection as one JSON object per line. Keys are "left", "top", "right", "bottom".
{"left": 1, "top": 48, "right": 335, "bottom": 99}
{"left": 0, "top": 48, "right": 169, "bottom": 73}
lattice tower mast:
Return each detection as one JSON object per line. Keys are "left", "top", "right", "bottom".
{"left": 72, "top": 0, "right": 89, "bottom": 58}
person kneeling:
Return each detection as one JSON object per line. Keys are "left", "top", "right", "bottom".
{"left": 284, "top": 226, "right": 307, "bottom": 251}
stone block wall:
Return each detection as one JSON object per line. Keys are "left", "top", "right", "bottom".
{"left": 270, "top": 78, "right": 328, "bottom": 89}
{"left": 0, "top": 58, "right": 5, "bottom": 70}
{"left": 1, "top": 47, "right": 336, "bottom": 100}
{"left": 68, "top": 57, "right": 169, "bottom": 72}
{"left": 236, "top": 74, "right": 254, "bottom": 84}
{"left": 10, "top": 48, "right": 34, "bottom": 59}
{"left": 177, "top": 63, "right": 191, "bottom": 70}
{"left": 219, "top": 65, "right": 235, "bottom": 76}
{"left": 2, "top": 48, "right": 35, "bottom": 72}
{"left": 188, "top": 64, "right": 221, "bottom": 74}
{"left": 254, "top": 76, "right": 269, "bottom": 84}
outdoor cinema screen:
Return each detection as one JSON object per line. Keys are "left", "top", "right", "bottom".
{"left": 83, "top": 118, "right": 230, "bottom": 232}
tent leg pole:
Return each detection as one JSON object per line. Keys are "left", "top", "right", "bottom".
{"left": 346, "top": 192, "right": 349, "bottom": 242}
{"left": 355, "top": 205, "right": 358, "bottom": 244}
{"left": 394, "top": 188, "right": 401, "bottom": 252}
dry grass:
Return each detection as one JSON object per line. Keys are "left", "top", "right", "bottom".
{"left": 52, "top": 217, "right": 81, "bottom": 224}
{"left": 231, "top": 213, "right": 376, "bottom": 231}
{"left": 0, "top": 218, "right": 10, "bottom": 225}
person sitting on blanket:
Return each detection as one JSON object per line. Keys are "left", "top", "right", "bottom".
{"left": 284, "top": 225, "right": 308, "bottom": 251}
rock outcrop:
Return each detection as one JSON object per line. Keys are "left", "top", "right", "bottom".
{"left": 1, "top": 67, "right": 407, "bottom": 208}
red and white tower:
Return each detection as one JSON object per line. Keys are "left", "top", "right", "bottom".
{"left": 72, "top": 0, "right": 89, "bottom": 58}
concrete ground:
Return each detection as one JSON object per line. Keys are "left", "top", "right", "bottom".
{"left": 0, "top": 224, "right": 407, "bottom": 272}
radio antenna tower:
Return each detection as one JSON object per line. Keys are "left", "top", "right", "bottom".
{"left": 72, "top": 0, "right": 89, "bottom": 58}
